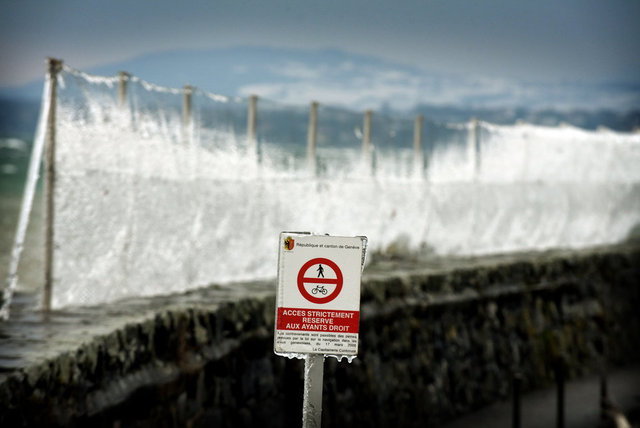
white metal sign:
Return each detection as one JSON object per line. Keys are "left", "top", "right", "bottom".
{"left": 274, "top": 232, "right": 365, "bottom": 356}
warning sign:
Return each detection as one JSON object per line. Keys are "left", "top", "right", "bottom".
{"left": 274, "top": 233, "right": 365, "bottom": 356}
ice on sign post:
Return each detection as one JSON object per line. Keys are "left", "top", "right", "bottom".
{"left": 275, "top": 233, "right": 366, "bottom": 356}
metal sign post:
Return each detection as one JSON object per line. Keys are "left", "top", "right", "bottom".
{"left": 275, "top": 232, "right": 367, "bottom": 428}
{"left": 302, "top": 354, "right": 324, "bottom": 428}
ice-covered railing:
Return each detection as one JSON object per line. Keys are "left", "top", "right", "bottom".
{"left": 3, "top": 58, "right": 640, "bottom": 314}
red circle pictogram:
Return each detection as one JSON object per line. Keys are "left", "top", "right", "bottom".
{"left": 297, "top": 257, "right": 343, "bottom": 304}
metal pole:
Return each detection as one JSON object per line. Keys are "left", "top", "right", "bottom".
{"left": 43, "top": 57, "right": 62, "bottom": 313}
{"left": 118, "top": 71, "right": 130, "bottom": 108}
{"left": 512, "top": 372, "right": 522, "bottom": 428}
{"left": 302, "top": 354, "right": 324, "bottom": 428}
{"left": 307, "top": 101, "right": 318, "bottom": 175}
{"left": 600, "top": 370, "right": 608, "bottom": 422}
{"left": 362, "top": 110, "right": 372, "bottom": 172}
{"left": 599, "top": 294, "right": 610, "bottom": 424}
{"left": 555, "top": 359, "right": 565, "bottom": 428}
{"left": 247, "top": 94, "right": 258, "bottom": 155}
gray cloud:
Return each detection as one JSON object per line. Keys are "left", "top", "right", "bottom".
{"left": 1, "top": 0, "right": 638, "bottom": 96}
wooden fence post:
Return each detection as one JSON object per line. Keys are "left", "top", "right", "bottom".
{"left": 307, "top": 101, "right": 318, "bottom": 175}
{"left": 247, "top": 95, "right": 258, "bottom": 155}
{"left": 118, "top": 71, "right": 130, "bottom": 108}
{"left": 469, "top": 117, "right": 480, "bottom": 180}
{"left": 414, "top": 115, "right": 424, "bottom": 177}
{"left": 43, "top": 57, "right": 63, "bottom": 313}
{"left": 183, "top": 85, "right": 193, "bottom": 126}
{"left": 363, "top": 110, "right": 372, "bottom": 172}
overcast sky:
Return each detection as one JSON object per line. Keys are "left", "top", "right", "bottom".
{"left": 1, "top": 0, "right": 639, "bottom": 88}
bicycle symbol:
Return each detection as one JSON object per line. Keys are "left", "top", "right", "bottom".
{"left": 311, "top": 285, "right": 328, "bottom": 295}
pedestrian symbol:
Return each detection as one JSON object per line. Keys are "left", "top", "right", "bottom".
{"left": 297, "top": 258, "right": 343, "bottom": 304}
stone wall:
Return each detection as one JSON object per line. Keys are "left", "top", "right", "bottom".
{"left": 1, "top": 244, "right": 639, "bottom": 427}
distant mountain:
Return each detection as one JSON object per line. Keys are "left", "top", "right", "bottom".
{"left": 3, "top": 46, "right": 640, "bottom": 111}
{"left": 1, "top": 46, "right": 639, "bottom": 135}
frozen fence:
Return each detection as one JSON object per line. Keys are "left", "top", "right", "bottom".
{"left": 3, "top": 58, "right": 640, "bottom": 315}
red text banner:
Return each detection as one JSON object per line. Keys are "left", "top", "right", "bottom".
{"left": 277, "top": 307, "right": 360, "bottom": 333}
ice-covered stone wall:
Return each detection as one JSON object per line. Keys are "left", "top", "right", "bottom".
{"left": 1, "top": 244, "right": 639, "bottom": 427}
